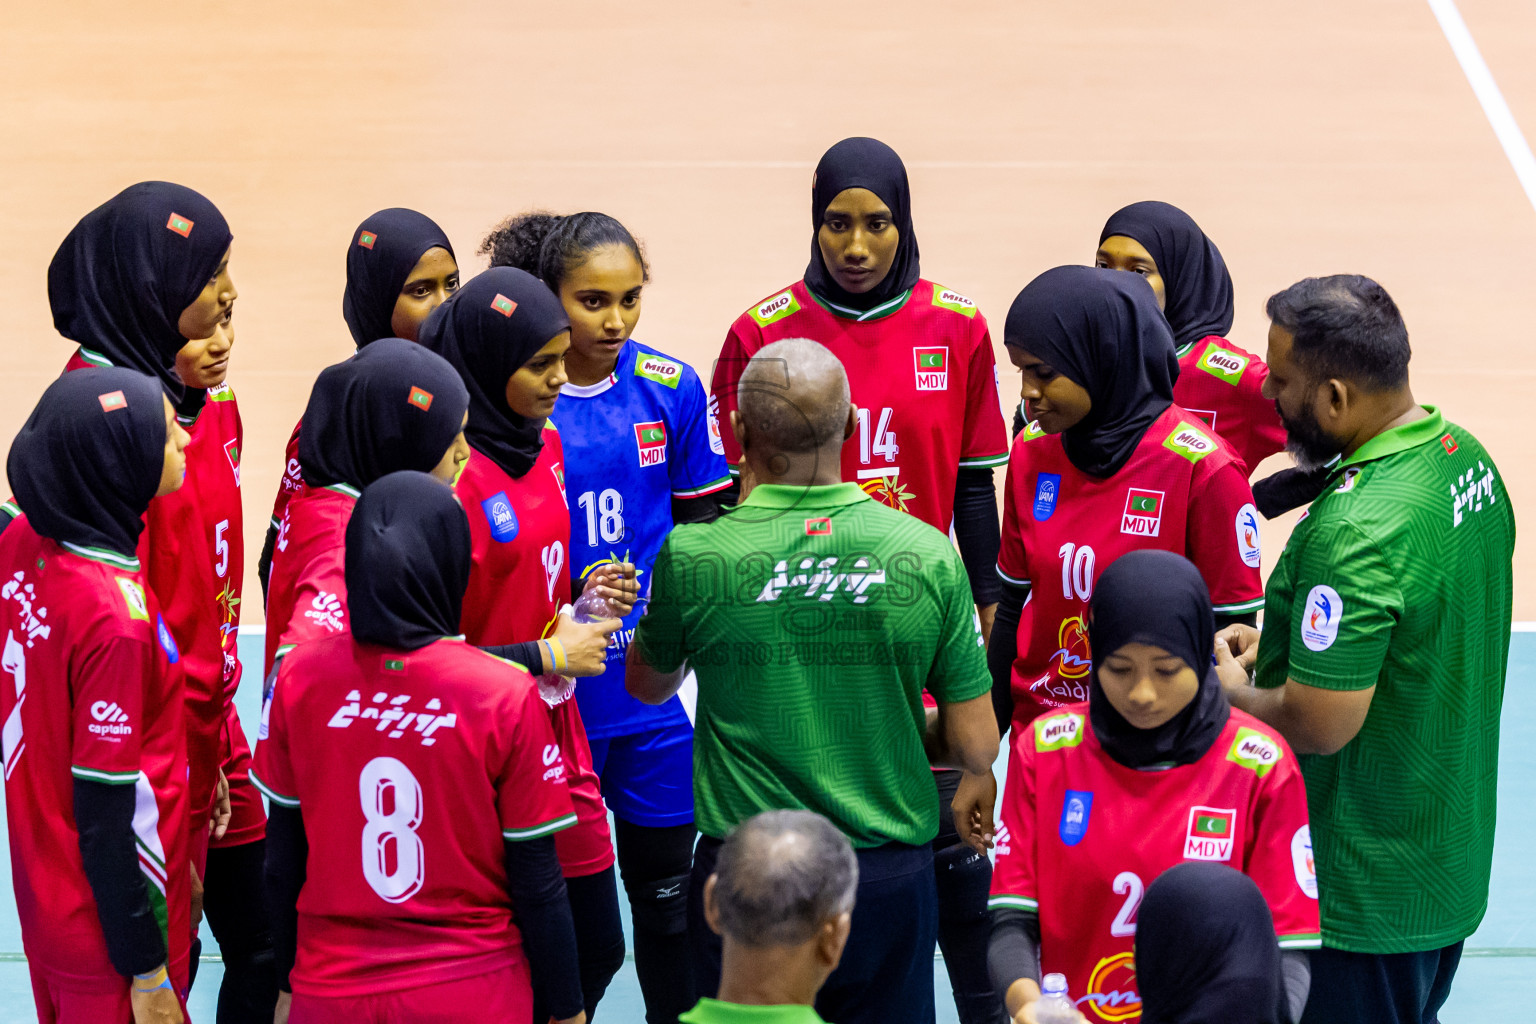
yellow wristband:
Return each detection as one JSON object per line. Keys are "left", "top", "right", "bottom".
{"left": 545, "top": 637, "right": 568, "bottom": 673}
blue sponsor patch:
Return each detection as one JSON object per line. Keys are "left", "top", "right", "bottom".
{"left": 481, "top": 492, "right": 518, "bottom": 543}
{"left": 1033, "top": 472, "right": 1061, "bottom": 521}
{"left": 155, "top": 614, "right": 179, "bottom": 664}
{"left": 1059, "top": 789, "right": 1092, "bottom": 846}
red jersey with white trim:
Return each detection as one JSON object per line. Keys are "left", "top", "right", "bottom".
{"left": 998, "top": 405, "right": 1263, "bottom": 726}
{"left": 989, "top": 705, "right": 1321, "bottom": 1023}
{"left": 264, "top": 483, "right": 357, "bottom": 675}
{"left": 67, "top": 349, "right": 246, "bottom": 827}
{"left": 0, "top": 521, "right": 191, "bottom": 989}
{"left": 454, "top": 432, "right": 614, "bottom": 877}
{"left": 252, "top": 635, "right": 576, "bottom": 997}
{"left": 713, "top": 279, "right": 1010, "bottom": 532}
{"left": 1173, "top": 336, "right": 1285, "bottom": 475}
{"left": 268, "top": 418, "right": 304, "bottom": 529}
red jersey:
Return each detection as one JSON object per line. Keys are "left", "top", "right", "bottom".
{"left": 264, "top": 483, "right": 357, "bottom": 675}
{"left": 998, "top": 406, "right": 1263, "bottom": 726}
{"left": 1173, "top": 336, "right": 1285, "bottom": 475}
{"left": 268, "top": 419, "right": 305, "bottom": 530}
{"left": 713, "top": 279, "right": 1010, "bottom": 532}
{"left": 0, "top": 521, "right": 191, "bottom": 989}
{"left": 67, "top": 349, "right": 247, "bottom": 827}
{"left": 989, "top": 706, "right": 1321, "bottom": 1023}
{"left": 454, "top": 431, "right": 614, "bottom": 877}
{"left": 251, "top": 635, "right": 576, "bottom": 997}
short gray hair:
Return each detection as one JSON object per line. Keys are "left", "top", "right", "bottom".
{"left": 736, "top": 338, "right": 851, "bottom": 453}
{"left": 713, "top": 810, "right": 859, "bottom": 947}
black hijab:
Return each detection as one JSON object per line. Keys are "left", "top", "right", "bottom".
{"left": 48, "top": 182, "right": 233, "bottom": 422}
{"left": 342, "top": 208, "right": 455, "bottom": 348}
{"left": 1100, "top": 201, "right": 1234, "bottom": 351}
{"left": 7, "top": 368, "right": 168, "bottom": 558}
{"left": 1137, "top": 862, "right": 1284, "bottom": 1024}
{"left": 298, "top": 338, "right": 470, "bottom": 491}
{"left": 345, "top": 471, "right": 470, "bottom": 651}
{"left": 803, "top": 137, "right": 921, "bottom": 314}
{"left": 1087, "top": 550, "right": 1230, "bottom": 770}
{"left": 1004, "top": 265, "right": 1179, "bottom": 478}
{"left": 419, "top": 267, "right": 570, "bottom": 479}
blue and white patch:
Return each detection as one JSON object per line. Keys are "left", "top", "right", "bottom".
{"left": 1235, "top": 503, "right": 1262, "bottom": 568}
{"left": 155, "top": 614, "right": 179, "bottom": 664}
{"left": 1300, "top": 584, "right": 1342, "bottom": 652}
{"left": 481, "top": 492, "right": 519, "bottom": 543}
{"left": 1033, "top": 472, "right": 1061, "bottom": 521}
{"left": 1059, "top": 789, "right": 1093, "bottom": 846}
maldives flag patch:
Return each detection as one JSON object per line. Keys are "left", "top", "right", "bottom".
{"left": 224, "top": 438, "right": 241, "bottom": 485}
{"left": 635, "top": 421, "right": 667, "bottom": 467}
{"left": 1120, "top": 488, "right": 1164, "bottom": 538}
{"left": 491, "top": 294, "right": 517, "bottom": 317}
{"left": 1441, "top": 433, "right": 1458, "bottom": 454}
{"left": 98, "top": 390, "right": 127, "bottom": 412}
{"left": 1184, "top": 806, "right": 1236, "bottom": 861}
{"left": 408, "top": 386, "right": 434, "bottom": 411}
{"left": 913, "top": 347, "right": 949, "bottom": 391}
{"left": 358, "top": 230, "right": 377, "bottom": 249}
{"left": 384, "top": 657, "right": 405, "bottom": 672}
{"left": 166, "top": 213, "right": 194, "bottom": 237}
{"left": 805, "top": 517, "right": 832, "bottom": 536}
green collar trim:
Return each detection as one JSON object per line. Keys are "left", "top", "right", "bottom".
{"left": 324, "top": 482, "right": 362, "bottom": 499}
{"left": 805, "top": 286, "right": 912, "bottom": 323}
{"left": 739, "top": 482, "right": 869, "bottom": 511}
{"left": 61, "top": 541, "right": 141, "bottom": 571}
{"left": 77, "top": 347, "right": 114, "bottom": 367}
{"left": 1338, "top": 406, "right": 1445, "bottom": 470}
{"left": 1175, "top": 340, "right": 1196, "bottom": 359}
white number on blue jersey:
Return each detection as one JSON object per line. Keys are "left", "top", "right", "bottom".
{"left": 578, "top": 489, "right": 625, "bottom": 546}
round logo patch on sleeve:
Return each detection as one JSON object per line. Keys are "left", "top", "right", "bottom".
{"left": 1300, "top": 585, "right": 1343, "bottom": 651}
{"left": 1235, "top": 503, "right": 1262, "bottom": 568}
{"left": 1291, "top": 825, "right": 1319, "bottom": 899}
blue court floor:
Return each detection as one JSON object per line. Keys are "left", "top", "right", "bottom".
{"left": 0, "top": 633, "right": 1531, "bottom": 1022}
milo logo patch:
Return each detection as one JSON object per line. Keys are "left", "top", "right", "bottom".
{"left": 1197, "top": 346, "right": 1249, "bottom": 385}
{"left": 1163, "top": 423, "right": 1218, "bottom": 463}
{"left": 750, "top": 290, "right": 802, "bottom": 327}
{"left": 635, "top": 356, "right": 682, "bottom": 389}
{"left": 932, "top": 286, "right": 978, "bottom": 318}
{"left": 1226, "top": 726, "right": 1284, "bottom": 777}
{"left": 1034, "top": 712, "right": 1085, "bottom": 752}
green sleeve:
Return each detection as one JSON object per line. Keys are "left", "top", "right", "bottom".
{"left": 631, "top": 535, "right": 687, "bottom": 673}
{"left": 1284, "top": 519, "right": 1402, "bottom": 692}
{"left": 925, "top": 546, "right": 992, "bottom": 704}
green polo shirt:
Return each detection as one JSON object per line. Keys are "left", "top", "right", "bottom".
{"left": 1255, "top": 407, "right": 1515, "bottom": 953}
{"left": 680, "top": 999, "right": 826, "bottom": 1024}
{"left": 633, "top": 482, "right": 991, "bottom": 847}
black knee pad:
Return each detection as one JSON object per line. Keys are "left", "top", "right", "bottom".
{"left": 625, "top": 873, "right": 691, "bottom": 936}
{"left": 934, "top": 843, "right": 992, "bottom": 923}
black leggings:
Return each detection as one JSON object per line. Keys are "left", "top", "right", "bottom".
{"left": 614, "top": 818, "right": 697, "bottom": 1024}
{"left": 933, "top": 770, "right": 1009, "bottom": 1024}
{"left": 533, "top": 865, "right": 626, "bottom": 1023}
{"left": 202, "top": 839, "right": 279, "bottom": 1024}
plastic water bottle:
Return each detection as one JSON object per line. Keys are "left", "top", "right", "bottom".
{"left": 1035, "top": 973, "right": 1077, "bottom": 1024}
{"left": 571, "top": 589, "right": 614, "bottom": 624}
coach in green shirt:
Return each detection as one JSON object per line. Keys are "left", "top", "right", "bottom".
{"left": 1216, "top": 275, "right": 1515, "bottom": 1024}
{"left": 629, "top": 338, "right": 998, "bottom": 1024}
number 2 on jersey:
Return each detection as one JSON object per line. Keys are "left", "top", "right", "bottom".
{"left": 1110, "top": 870, "right": 1143, "bottom": 937}
{"left": 1058, "top": 542, "right": 1096, "bottom": 601}
{"left": 856, "top": 407, "right": 899, "bottom": 464}
{"left": 359, "top": 756, "right": 424, "bottom": 903}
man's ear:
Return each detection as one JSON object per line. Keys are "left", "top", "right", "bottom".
{"left": 732, "top": 410, "right": 749, "bottom": 454}
{"left": 1318, "top": 377, "right": 1350, "bottom": 428}
{"left": 843, "top": 404, "right": 858, "bottom": 442}
{"left": 703, "top": 873, "right": 724, "bottom": 937}
{"left": 819, "top": 911, "right": 853, "bottom": 971}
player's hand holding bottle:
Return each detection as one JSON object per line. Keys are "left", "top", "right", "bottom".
{"left": 548, "top": 611, "right": 622, "bottom": 678}
{"left": 580, "top": 561, "right": 639, "bottom": 618}
{"left": 130, "top": 964, "right": 184, "bottom": 1024}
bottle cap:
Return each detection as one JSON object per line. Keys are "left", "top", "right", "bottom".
{"left": 1042, "top": 973, "right": 1068, "bottom": 995}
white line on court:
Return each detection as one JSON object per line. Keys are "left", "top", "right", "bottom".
{"left": 1426, "top": 0, "right": 1536, "bottom": 214}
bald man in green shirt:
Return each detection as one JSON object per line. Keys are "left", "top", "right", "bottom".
{"left": 1216, "top": 275, "right": 1515, "bottom": 1024}
{"left": 629, "top": 338, "right": 998, "bottom": 1024}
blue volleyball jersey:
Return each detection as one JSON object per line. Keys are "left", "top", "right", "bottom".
{"left": 554, "top": 340, "right": 731, "bottom": 738}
